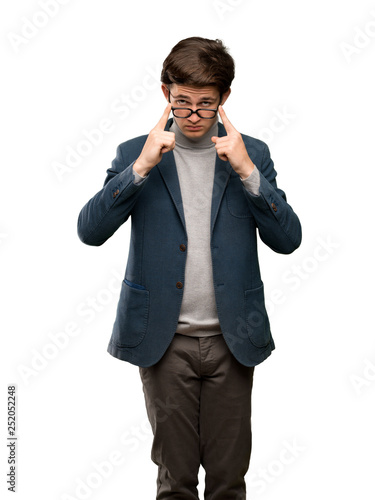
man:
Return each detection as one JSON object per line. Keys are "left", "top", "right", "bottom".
{"left": 77, "top": 37, "right": 302, "bottom": 499}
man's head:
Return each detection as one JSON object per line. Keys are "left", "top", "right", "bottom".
{"left": 161, "top": 37, "right": 235, "bottom": 139}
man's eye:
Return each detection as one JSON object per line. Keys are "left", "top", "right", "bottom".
{"left": 201, "top": 101, "right": 212, "bottom": 107}
{"left": 176, "top": 100, "right": 187, "bottom": 105}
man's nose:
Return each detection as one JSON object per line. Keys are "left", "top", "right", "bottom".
{"left": 187, "top": 111, "right": 200, "bottom": 123}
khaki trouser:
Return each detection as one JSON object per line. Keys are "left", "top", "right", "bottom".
{"left": 139, "top": 333, "right": 255, "bottom": 499}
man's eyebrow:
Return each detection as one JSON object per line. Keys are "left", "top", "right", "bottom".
{"left": 174, "top": 94, "right": 215, "bottom": 101}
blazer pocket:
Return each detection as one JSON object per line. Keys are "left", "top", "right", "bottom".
{"left": 112, "top": 280, "right": 149, "bottom": 347}
{"left": 226, "top": 178, "right": 254, "bottom": 218}
{"left": 244, "top": 284, "right": 270, "bottom": 347}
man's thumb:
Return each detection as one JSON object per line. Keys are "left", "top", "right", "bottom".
{"left": 211, "top": 136, "right": 218, "bottom": 143}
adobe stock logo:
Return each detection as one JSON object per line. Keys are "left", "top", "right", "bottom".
{"left": 340, "top": 10, "right": 375, "bottom": 63}
{"left": 226, "top": 235, "right": 340, "bottom": 350}
{"left": 0, "top": 231, "right": 9, "bottom": 246}
{"left": 212, "top": 0, "right": 245, "bottom": 20}
{"left": 248, "top": 437, "right": 306, "bottom": 495}
{"left": 17, "top": 269, "right": 123, "bottom": 386}
{"left": 61, "top": 399, "right": 180, "bottom": 500}
{"left": 60, "top": 418, "right": 153, "bottom": 500}
{"left": 257, "top": 106, "right": 296, "bottom": 144}
{"left": 7, "top": 0, "right": 71, "bottom": 54}
{"left": 51, "top": 65, "right": 160, "bottom": 183}
{"left": 349, "top": 357, "right": 375, "bottom": 396}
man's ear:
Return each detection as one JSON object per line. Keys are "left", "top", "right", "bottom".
{"left": 220, "top": 88, "right": 231, "bottom": 106}
{"left": 161, "top": 84, "right": 170, "bottom": 101}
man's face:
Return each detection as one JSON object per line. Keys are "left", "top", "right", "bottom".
{"left": 162, "top": 84, "right": 230, "bottom": 139}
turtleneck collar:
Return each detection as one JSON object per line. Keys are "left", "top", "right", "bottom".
{"left": 169, "top": 118, "right": 219, "bottom": 150}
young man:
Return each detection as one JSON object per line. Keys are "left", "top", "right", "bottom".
{"left": 77, "top": 37, "right": 302, "bottom": 499}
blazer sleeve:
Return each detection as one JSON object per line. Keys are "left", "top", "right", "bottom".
{"left": 77, "top": 143, "right": 148, "bottom": 246}
{"left": 243, "top": 142, "right": 302, "bottom": 254}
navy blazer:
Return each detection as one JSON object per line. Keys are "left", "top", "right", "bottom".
{"left": 77, "top": 118, "right": 302, "bottom": 367}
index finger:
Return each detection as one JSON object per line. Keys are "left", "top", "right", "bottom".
{"left": 218, "top": 105, "right": 236, "bottom": 133}
{"left": 155, "top": 103, "right": 172, "bottom": 130}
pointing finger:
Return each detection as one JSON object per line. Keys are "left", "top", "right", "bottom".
{"left": 155, "top": 103, "right": 172, "bottom": 130}
{"left": 218, "top": 105, "right": 236, "bottom": 134}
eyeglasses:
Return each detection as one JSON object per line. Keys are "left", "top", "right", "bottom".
{"left": 168, "top": 90, "right": 221, "bottom": 119}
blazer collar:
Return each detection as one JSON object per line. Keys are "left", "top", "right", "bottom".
{"left": 157, "top": 118, "right": 232, "bottom": 237}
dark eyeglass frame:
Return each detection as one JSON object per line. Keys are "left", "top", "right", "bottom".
{"left": 168, "top": 89, "right": 222, "bottom": 119}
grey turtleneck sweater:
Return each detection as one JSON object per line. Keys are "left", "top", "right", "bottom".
{"left": 132, "top": 117, "right": 260, "bottom": 337}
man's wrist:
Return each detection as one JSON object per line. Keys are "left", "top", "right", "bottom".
{"left": 238, "top": 160, "right": 255, "bottom": 180}
{"left": 133, "top": 159, "right": 150, "bottom": 178}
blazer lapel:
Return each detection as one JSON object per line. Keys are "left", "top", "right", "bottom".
{"left": 157, "top": 119, "right": 186, "bottom": 232}
{"left": 157, "top": 151, "right": 186, "bottom": 233}
{"left": 156, "top": 119, "right": 232, "bottom": 237}
{"left": 210, "top": 122, "right": 232, "bottom": 236}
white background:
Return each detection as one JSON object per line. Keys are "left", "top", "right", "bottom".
{"left": 1, "top": 0, "right": 374, "bottom": 498}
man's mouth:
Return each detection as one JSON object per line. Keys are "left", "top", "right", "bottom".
{"left": 186, "top": 126, "right": 202, "bottom": 131}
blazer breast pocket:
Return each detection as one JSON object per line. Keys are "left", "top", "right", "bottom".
{"left": 112, "top": 280, "right": 149, "bottom": 347}
{"left": 226, "top": 177, "right": 254, "bottom": 218}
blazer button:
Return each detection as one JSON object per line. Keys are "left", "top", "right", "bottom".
{"left": 113, "top": 189, "right": 120, "bottom": 198}
{"left": 176, "top": 281, "right": 183, "bottom": 289}
{"left": 271, "top": 202, "right": 277, "bottom": 212}
{"left": 179, "top": 244, "right": 186, "bottom": 252}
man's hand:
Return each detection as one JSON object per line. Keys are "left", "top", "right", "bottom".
{"left": 211, "top": 105, "right": 255, "bottom": 179}
{"left": 133, "top": 103, "right": 175, "bottom": 177}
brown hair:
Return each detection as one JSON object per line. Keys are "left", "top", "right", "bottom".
{"left": 161, "top": 37, "right": 235, "bottom": 94}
